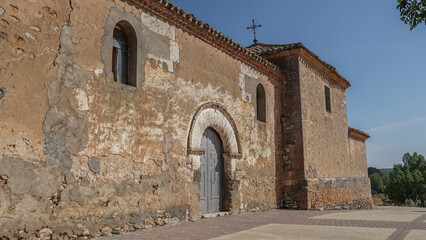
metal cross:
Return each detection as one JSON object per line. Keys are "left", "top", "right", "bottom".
{"left": 247, "top": 19, "right": 262, "bottom": 44}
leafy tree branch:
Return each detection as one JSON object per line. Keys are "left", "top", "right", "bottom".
{"left": 397, "top": 0, "right": 426, "bottom": 30}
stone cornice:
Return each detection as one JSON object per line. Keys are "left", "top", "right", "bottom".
{"left": 126, "top": 0, "right": 285, "bottom": 81}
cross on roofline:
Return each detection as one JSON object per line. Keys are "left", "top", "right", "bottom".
{"left": 246, "top": 19, "right": 262, "bottom": 44}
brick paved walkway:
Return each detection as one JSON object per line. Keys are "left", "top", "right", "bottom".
{"left": 101, "top": 207, "right": 426, "bottom": 240}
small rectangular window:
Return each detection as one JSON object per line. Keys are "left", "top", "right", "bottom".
{"left": 325, "top": 85, "right": 331, "bottom": 112}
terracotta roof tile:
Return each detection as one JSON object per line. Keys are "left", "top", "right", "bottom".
{"left": 349, "top": 127, "right": 370, "bottom": 140}
{"left": 246, "top": 43, "right": 350, "bottom": 87}
{"left": 143, "top": 0, "right": 281, "bottom": 72}
{"left": 246, "top": 42, "right": 304, "bottom": 56}
{"left": 131, "top": 0, "right": 350, "bottom": 85}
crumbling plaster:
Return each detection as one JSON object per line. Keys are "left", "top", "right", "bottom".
{"left": 0, "top": 0, "right": 69, "bottom": 164}
{"left": 0, "top": 0, "right": 371, "bottom": 238}
{"left": 0, "top": 1, "right": 278, "bottom": 238}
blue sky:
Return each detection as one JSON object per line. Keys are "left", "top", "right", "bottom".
{"left": 172, "top": 0, "right": 426, "bottom": 168}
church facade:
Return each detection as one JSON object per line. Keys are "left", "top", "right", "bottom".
{"left": 0, "top": 0, "right": 371, "bottom": 238}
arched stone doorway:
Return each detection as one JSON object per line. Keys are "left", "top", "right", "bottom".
{"left": 187, "top": 103, "right": 242, "bottom": 216}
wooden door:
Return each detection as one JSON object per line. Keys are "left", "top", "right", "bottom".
{"left": 200, "top": 128, "right": 223, "bottom": 214}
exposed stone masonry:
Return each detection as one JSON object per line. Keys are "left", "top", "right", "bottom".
{"left": 0, "top": 0, "right": 371, "bottom": 239}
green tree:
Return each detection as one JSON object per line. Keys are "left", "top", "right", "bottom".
{"left": 368, "top": 167, "right": 382, "bottom": 176}
{"left": 370, "top": 173, "right": 385, "bottom": 194}
{"left": 382, "top": 172, "right": 390, "bottom": 187}
{"left": 397, "top": 0, "right": 426, "bottom": 30}
{"left": 385, "top": 152, "right": 426, "bottom": 206}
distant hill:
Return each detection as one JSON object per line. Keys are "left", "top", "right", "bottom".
{"left": 379, "top": 168, "right": 392, "bottom": 173}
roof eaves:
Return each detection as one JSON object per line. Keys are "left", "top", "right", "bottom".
{"left": 299, "top": 46, "right": 351, "bottom": 88}
{"left": 247, "top": 43, "right": 351, "bottom": 88}
{"left": 127, "top": 0, "right": 284, "bottom": 80}
{"left": 349, "top": 127, "right": 370, "bottom": 141}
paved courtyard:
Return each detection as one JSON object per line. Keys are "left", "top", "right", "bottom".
{"left": 101, "top": 206, "right": 426, "bottom": 240}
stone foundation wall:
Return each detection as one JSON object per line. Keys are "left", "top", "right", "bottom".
{"left": 307, "top": 177, "right": 373, "bottom": 209}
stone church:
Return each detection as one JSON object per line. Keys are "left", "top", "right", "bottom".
{"left": 0, "top": 0, "right": 372, "bottom": 238}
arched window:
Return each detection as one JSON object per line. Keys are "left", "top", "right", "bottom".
{"left": 112, "top": 22, "right": 137, "bottom": 87}
{"left": 256, "top": 83, "right": 266, "bottom": 122}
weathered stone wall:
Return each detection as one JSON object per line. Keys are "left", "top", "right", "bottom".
{"left": 307, "top": 177, "right": 373, "bottom": 210}
{"left": 298, "top": 56, "right": 371, "bottom": 209}
{"left": 266, "top": 54, "right": 308, "bottom": 209}
{"left": 0, "top": 0, "right": 69, "bottom": 165}
{"left": 265, "top": 51, "right": 371, "bottom": 210}
{"left": 0, "top": 0, "right": 372, "bottom": 237}
{"left": 299, "top": 57, "right": 351, "bottom": 178}
{"left": 0, "top": 0, "right": 278, "bottom": 239}
{"left": 348, "top": 136, "right": 369, "bottom": 177}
